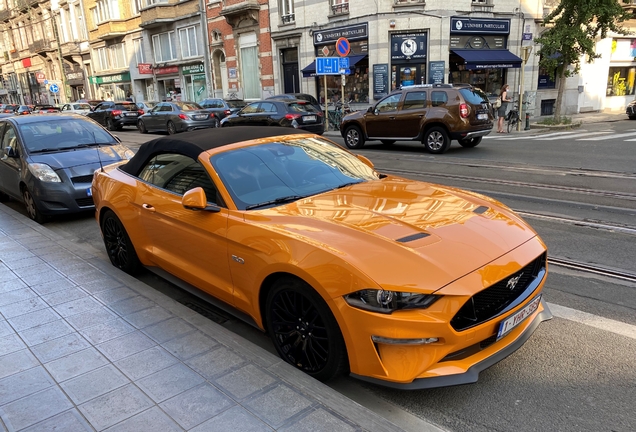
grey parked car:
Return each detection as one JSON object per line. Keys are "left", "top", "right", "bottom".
{"left": 199, "top": 98, "right": 247, "bottom": 122}
{"left": 137, "top": 101, "right": 218, "bottom": 134}
{"left": 0, "top": 114, "right": 134, "bottom": 223}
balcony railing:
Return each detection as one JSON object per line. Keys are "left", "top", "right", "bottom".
{"left": 331, "top": 2, "right": 349, "bottom": 15}
{"left": 140, "top": 0, "right": 199, "bottom": 28}
{"left": 280, "top": 13, "right": 295, "bottom": 24}
{"left": 29, "top": 40, "right": 53, "bottom": 53}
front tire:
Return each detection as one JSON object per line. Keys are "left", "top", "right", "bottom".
{"left": 344, "top": 125, "right": 365, "bottom": 149}
{"left": 101, "top": 210, "right": 140, "bottom": 275}
{"left": 265, "top": 277, "right": 348, "bottom": 382}
{"left": 423, "top": 126, "right": 450, "bottom": 154}
{"left": 167, "top": 121, "right": 177, "bottom": 135}
{"left": 22, "top": 188, "right": 47, "bottom": 224}
{"left": 458, "top": 137, "right": 482, "bottom": 148}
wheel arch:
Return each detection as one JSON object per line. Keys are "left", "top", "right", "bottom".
{"left": 420, "top": 121, "right": 450, "bottom": 140}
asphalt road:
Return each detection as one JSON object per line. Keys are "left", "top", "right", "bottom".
{"left": 4, "top": 120, "right": 636, "bottom": 432}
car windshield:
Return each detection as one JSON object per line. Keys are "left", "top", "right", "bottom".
{"left": 19, "top": 118, "right": 118, "bottom": 153}
{"left": 226, "top": 100, "right": 246, "bottom": 108}
{"left": 211, "top": 137, "right": 379, "bottom": 210}
{"left": 175, "top": 102, "right": 203, "bottom": 111}
{"left": 73, "top": 104, "right": 92, "bottom": 110}
{"left": 459, "top": 88, "right": 489, "bottom": 104}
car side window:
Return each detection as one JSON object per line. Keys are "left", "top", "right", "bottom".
{"left": 1, "top": 125, "right": 17, "bottom": 155}
{"left": 403, "top": 91, "right": 427, "bottom": 110}
{"left": 138, "top": 154, "right": 224, "bottom": 206}
{"left": 160, "top": 104, "right": 173, "bottom": 112}
{"left": 258, "top": 102, "right": 276, "bottom": 113}
{"left": 242, "top": 103, "right": 260, "bottom": 114}
{"left": 375, "top": 94, "right": 401, "bottom": 113}
{"left": 431, "top": 91, "right": 448, "bottom": 107}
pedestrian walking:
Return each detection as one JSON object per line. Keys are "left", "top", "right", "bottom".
{"left": 497, "top": 84, "right": 511, "bottom": 133}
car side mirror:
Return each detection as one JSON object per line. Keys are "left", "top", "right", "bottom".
{"left": 367, "top": 106, "right": 374, "bottom": 114}
{"left": 356, "top": 154, "right": 374, "bottom": 168}
{"left": 182, "top": 187, "right": 220, "bottom": 212}
{"left": 1, "top": 146, "right": 17, "bottom": 160}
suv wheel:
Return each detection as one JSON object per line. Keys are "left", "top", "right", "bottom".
{"left": 458, "top": 137, "right": 482, "bottom": 148}
{"left": 423, "top": 127, "right": 450, "bottom": 154}
{"left": 344, "top": 125, "right": 365, "bottom": 149}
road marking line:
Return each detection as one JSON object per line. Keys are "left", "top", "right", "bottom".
{"left": 535, "top": 131, "right": 609, "bottom": 140}
{"left": 578, "top": 131, "right": 636, "bottom": 140}
{"left": 547, "top": 302, "right": 636, "bottom": 340}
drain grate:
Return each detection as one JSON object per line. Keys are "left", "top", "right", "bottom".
{"left": 180, "top": 301, "right": 229, "bottom": 324}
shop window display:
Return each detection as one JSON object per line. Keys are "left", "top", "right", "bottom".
{"left": 607, "top": 66, "right": 636, "bottom": 96}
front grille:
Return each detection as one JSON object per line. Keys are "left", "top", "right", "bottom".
{"left": 440, "top": 333, "right": 498, "bottom": 362}
{"left": 71, "top": 175, "right": 94, "bottom": 184}
{"left": 76, "top": 197, "right": 95, "bottom": 207}
{"left": 450, "top": 253, "right": 546, "bottom": 331}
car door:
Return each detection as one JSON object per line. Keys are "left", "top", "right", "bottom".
{"left": 88, "top": 103, "right": 108, "bottom": 125}
{"left": 144, "top": 104, "right": 163, "bottom": 130}
{"left": 365, "top": 93, "right": 405, "bottom": 138}
{"left": 231, "top": 102, "right": 260, "bottom": 126}
{"left": 0, "top": 123, "right": 23, "bottom": 199}
{"left": 133, "top": 153, "right": 234, "bottom": 305}
{"left": 397, "top": 90, "right": 428, "bottom": 138}
{"left": 256, "top": 102, "right": 278, "bottom": 126}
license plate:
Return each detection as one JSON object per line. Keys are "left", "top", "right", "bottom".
{"left": 194, "top": 115, "right": 207, "bottom": 120}
{"left": 496, "top": 295, "right": 541, "bottom": 340}
{"left": 477, "top": 113, "right": 488, "bottom": 120}
{"left": 86, "top": 187, "right": 92, "bottom": 197}
{"left": 126, "top": 112, "right": 137, "bottom": 117}
{"left": 304, "top": 115, "right": 316, "bottom": 122}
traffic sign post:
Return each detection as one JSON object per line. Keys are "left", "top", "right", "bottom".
{"left": 336, "top": 37, "right": 350, "bottom": 57}
{"left": 49, "top": 83, "right": 60, "bottom": 94}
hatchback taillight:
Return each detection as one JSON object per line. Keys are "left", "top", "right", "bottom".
{"left": 224, "top": 109, "right": 231, "bottom": 116}
{"left": 459, "top": 103, "right": 469, "bottom": 118}
{"left": 138, "top": 109, "right": 145, "bottom": 115}
{"left": 178, "top": 113, "right": 188, "bottom": 120}
{"left": 112, "top": 110, "right": 122, "bottom": 116}
{"left": 285, "top": 113, "right": 302, "bottom": 120}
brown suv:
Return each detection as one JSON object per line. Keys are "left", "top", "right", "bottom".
{"left": 340, "top": 84, "right": 493, "bottom": 153}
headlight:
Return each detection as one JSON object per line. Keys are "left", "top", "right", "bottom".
{"left": 27, "top": 163, "right": 61, "bottom": 182}
{"left": 344, "top": 289, "right": 441, "bottom": 314}
{"left": 124, "top": 149, "right": 135, "bottom": 160}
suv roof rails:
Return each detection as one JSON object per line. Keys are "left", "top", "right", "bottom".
{"left": 399, "top": 83, "right": 454, "bottom": 90}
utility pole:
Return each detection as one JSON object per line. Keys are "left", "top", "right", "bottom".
{"left": 50, "top": 1, "right": 69, "bottom": 103}
{"left": 518, "top": 45, "right": 533, "bottom": 131}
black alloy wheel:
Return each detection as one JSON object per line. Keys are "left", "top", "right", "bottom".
{"left": 211, "top": 116, "right": 220, "bottom": 128}
{"left": 138, "top": 120, "right": 148, "bottom": 134}
{"left": 458, "top": 137, "right": 482, "bottom": 148}
{"left": 167, "top": 121, "right": 177, "bottom": 135}
{"left": 344, "top": 125, "right": 365, "bottom": 149}
{"left": 22, "top": 188, "right": 47, "bottom": 224}
{"left": 101, "top": 210, "right": 140, "bottom": 275}
{"left": 265, "top": 277, "right": 348, "bottom": 382}
{"left": 106, "top": 118, "right": 116, "bottom": 131}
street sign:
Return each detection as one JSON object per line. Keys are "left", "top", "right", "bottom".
{"left": 339, "top": 57, "right": 349, "bottom": 69}
{"left": 49, "top": 83, "right": 59, "bottom": 93}
{"left": 316, "top": 57, "right": 351, "bottom": 75}
{"left": 43, "top": 79, "right": 48, "bottom": 85}
{"left": 522, "top": 33, "right": 533, "bottom": 41}
{"left": 336, "top": 37, "right": 351, "bottom": 57}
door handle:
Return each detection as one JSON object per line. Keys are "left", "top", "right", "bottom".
{"left": 389, "top": 116, "right": 395, "bottom": 120}
{"left": 419, "top": 115, "right": 424, "bottom": 118}
{"left": 142, "top": 203, "right": 156, "bottom": 212}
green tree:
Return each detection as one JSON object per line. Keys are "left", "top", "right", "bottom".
{"left": 536, "top": 0, "right": 632, "bottom": 120}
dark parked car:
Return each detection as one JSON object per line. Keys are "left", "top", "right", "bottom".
{"left": 32, "top": 104, "right": 62, "bottom": 114}
{"left": 135, "top": 101, "right": 158, "bottom": 115}
{"left": 76, "top": 99, "right": 104, "bottom": 108}
{"left": 86, "top": 101, "right": 141, "bottom": 131}
{"left": 267, "top": 93, "right": 323, "bottom": 112}
{"left": 15, "top": 105, "right": 32, "bottom": 115}
{"left": 199, "top": 98, "right": 247, "bottom": 121}
{"left": 626, "top": 100, "right": 636, "bottom": 119}
{"left": 340, "top": 83, "right": 493, "bottom": 153}
{"left": 137, "top": 101, "right": 218, "bottom": 134}
{"left": 0, "top": 114, "right": 134, "bottom": 223}
{"left": 1, "top": 104, "right": 19, "bottom": 113}
{"left": 220, "top": 99, "right": 324, "bottom": 134}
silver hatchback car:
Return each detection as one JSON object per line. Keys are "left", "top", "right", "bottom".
{"left": 137, "top": 101, "right": 218, "bottom": 135}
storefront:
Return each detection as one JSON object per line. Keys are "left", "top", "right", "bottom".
{"left": 181, "top": 63, "right": 206, "bottom": 103}
{"left": 66, "top": 68, "right": 85, "bottom": 102}
{"left": 89, "top": 72, "right": 132, "bottom": 101}
{"left": 154, "top": 66, "right": 181, "bottom": 102}
{"left": 448, "top": 17, "right": 521, "bottom": 97}
{"left": 302, "top": 23, "right": 369, "bottom": 104}
{"left": 390, "top": 32, "right": 428, "bottom": 90}
{"left": 606, "top": 38, "right": 636, "bottom": 98}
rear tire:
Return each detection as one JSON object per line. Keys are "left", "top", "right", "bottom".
{"left": 423, "top": 126, "right": 450, "bottom": 154}
{"left": 101, "top": 209, "right": 141, "bottom": 275}
{"left": 167, "top": 121, "right": 177, "bottom": 135}
{"left": 344, "top": 125, "right": 365, "bottom": 149}
{"left": 458, "top": 137, "right": 482, "bottom": 148}
{"left": 629, "top": 115, "right": 636, "bottom": 120}
{"left": 507, "top": 116, "right": 518, "bottom": 133}
{"left": 211, "top": 116, "right": 220, "bottom": 128}
{"left": 106, "top": 118, "right": 116, "bottom": 131}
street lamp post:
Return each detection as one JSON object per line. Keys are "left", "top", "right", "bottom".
{"left": 50, "top": 2, "right": 68, "bottom": 104}
{"left": 517, "top": 46, "right": 533, "bottom": 131}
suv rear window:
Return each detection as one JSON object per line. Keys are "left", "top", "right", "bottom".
{"left": 459, "top": 88, "right": 489, "bottom": 104}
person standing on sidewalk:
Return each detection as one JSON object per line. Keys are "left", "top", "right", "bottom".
{"left": 497, "top": 84, "right": 511, "bottom": 133}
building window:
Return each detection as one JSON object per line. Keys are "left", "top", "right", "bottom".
{"left": 153, "top": 31, "right": 176, "bottom": 63}
{"left": 280, "top": 0, "right": 294, "bottom": 24}
{"left": 94, "top": 0, "right": 120, "bottom": 24}
{"left": 96, "top": 47, "right": 109, "bottom": 71}
{"left": 394, "top": 0, "right": 424, "bottom": 4}
{"left": 178, "top": 25, "right": 199, "bottom": 59}
{"left": 76, "top": 5, "right": 88, "bottom": 39}
{"left": 331, "top": 0, "right": 349, "bottom": 14}
{"left": 131, "top": 0, "right": 142, "bottom": 15}
{"left": 110, "top": 43, "right": 126, "bottom": 69}
{"left": 133, "top": 38, "right": 144, "bottom": 66}
{"left": 143, "top": 0, "right": 169, "bottom": 7}
{"left": 239, "top": 33, "right": 260, "bottom": 99}
{"left": 607, "top": 66, "right": 636, "bottom": 96}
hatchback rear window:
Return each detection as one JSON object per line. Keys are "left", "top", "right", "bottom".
{"left": 459, "top": 88, "right": 489, "bottom": 104}
{"left": 116, "top": 104, "right": 139, "bottom": 111}
{"left": 289, "top": 102, "right": 317, "bottom": 113}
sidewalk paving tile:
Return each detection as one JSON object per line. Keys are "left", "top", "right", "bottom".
{"left": 93, "top": 286, "right": 137, "bottom": 305}
{"left": 122, "top": 306, "right": 172, "bottom": 329}
{"left": 21, "top": 409, "right": 93, "bottom": 432}
{"left": 19, "top": 319, "right": 75, "bottom": 346}
{"left": 65, "top": 307, "right": 118, "bottom": 331}
{"left": 114, "top": 346, "right": 179, "bottom": 381}
{"left": 80, "top": 278, "right": 124, "bottom": 294}
{"left": 7, "top": 308, "right": 60, "bottom": 333}
{"left": 109, "top": 295, "right": 155, "bottom": 316}
{"left": 40, "top": 286, "right": 88, "bottom": 307}
{"left": 103, "top": 406, "right": 182, "bottom": 432}
{"left": 5, "top": 256, "right": 45, "bottom": 270}
{"left": 279, "top": 408, "right": 358, "bottom": 432}
{"left": 0, "top": 387, "right": 72, "bottom": 431}
{"left": 0, "top": 367, "right": 55, "bottom": 406}
{"left": 44, "top": 347, "right": 110, "bottom": 382}
{"left": 0, "top": 350, "right": 39, "bottom": 380}
{"left": 190, "top": 405, "right": 273, "bottom": 432}
{"left": 0, "top": 287, "right": 38, "bottom": 308}
{"left": 80, "top": 317, "right": 135, "bottom": 345}
{"left": 0, "top": 278, "right": 26, "bottom": 295}
{"left": 95, "top": 330, "right": 156, "bottom": 362}
{"left": 243, "top": 383, "right": 314, "bottom": 429}
{"left": 29, "top": 278, "right": 77, "bottom": 297}
{"left": 30, "top": 332, "right": 91, "bottom": 363}
{"left": 0, "top": 297, "right": 49, "bottom": 319}
{"left": 214, "top": 364, "right": 278, "bottom": 401}
{"left": 0, "top": 334, "right": 26, "bottom": 356}
{"left": 53, "top": 296, "right": 102, "bottom": 318}
{"left": 61, "top": 364, "right": 130, "bottom": 404}
{"left": 14, "top": 269, "right": 65, "bottom": 288}
{"left": 0, "top": 322, "right": 11, "bottom": 339}
{"left": 159, "top": 382, "right": 234, "bottom": 429}
{"left": 136, "top": 363, "right": 205, "bottom": 403}
{"left": 142, "top": 316, "right": 196, "bottom": 344}
{"left": 78, "top": 383, "right": 154, "bottom": 431}
{"left": 186, "top": 346, "right": 247, "bottom": 379}
{"left": 161, "top": 330, "right": 218, "bottom": 360}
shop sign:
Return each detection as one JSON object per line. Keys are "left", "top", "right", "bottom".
{"left": 192, "top": 74, "right": 206, "bottom": 81}
{"left": 450, "top": 35, "right": 505, "bottom": 50}
{"left": 450, "top": 17, "right": 510, "bottom": 35}
{"left": 182, "top": 63, "right": 205, "bottom": 75}
{"left": 373, "top": 64, "right": 389, "bottom": 100}
{"left": 429, "top": 61, "right": 445, "bottom": 84}
{"left": 89, "top": 72, "right": 131, "bottom": 84}
{"left": 35, "top": 71, "right": 46, "bottom": 83}
{"left": 67, "top": 71, "right": 84, "bottom": 81}
{"left": 313, "top": 23, "right": 368, "bottom": 45}
{"left": 22, "top": 58, "right": 32, "bottom": 68}
{"left": 138, "top": 63, "right": 153, "bottom": 74}
{"left": 228, "top": 68, "right": 237, "bottom": 79}
{"left": 391, "top": 33, "right": 427, "bottom": 61}
{"left": 155, "top": 66, "right": 179, "bottom": 75}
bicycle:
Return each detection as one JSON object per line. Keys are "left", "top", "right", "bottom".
{"left": 326, "top": 100, "right": 352, "bottom": 131}
{"left": 506, "top": 103, "right": 520, "bottom": 133}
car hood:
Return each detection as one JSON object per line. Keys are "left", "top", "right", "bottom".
{"left": 29, "top": 145, "right": 129, "bottom": 170}
{"left": 249, "top": 177, "right": 538, "bottom": 293}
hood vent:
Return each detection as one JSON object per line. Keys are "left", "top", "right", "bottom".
{"left": 396, "top": 232, "right": 430, "bottom": 243}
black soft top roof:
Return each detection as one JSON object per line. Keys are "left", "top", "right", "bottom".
{"left": 120, "top": 126, "right": 307, "bottom": 175}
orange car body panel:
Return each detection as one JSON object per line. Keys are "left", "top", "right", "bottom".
{"left": 93, "top": 135, "right": 549, "bottom": 386}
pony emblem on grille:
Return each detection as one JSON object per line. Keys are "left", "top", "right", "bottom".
{"left": 506, "top": 273, "right": 523, "bottom": 291}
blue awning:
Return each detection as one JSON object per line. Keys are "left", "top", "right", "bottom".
{"left": 451, "top": 49, "right": 522, "bottom": 70}
{"left": 302, "top": 55, "right": 367, "bottom": 78}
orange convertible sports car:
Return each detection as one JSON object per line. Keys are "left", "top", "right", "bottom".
{"left": 92, "top": 126, "right": 552, "bottom": 389}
